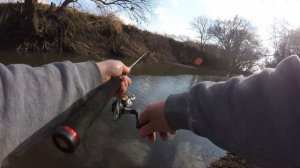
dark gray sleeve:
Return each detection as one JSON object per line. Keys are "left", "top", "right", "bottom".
{"left": 0, "top": 61, "right": 102, "bottom": 165}
{"left": 165, "top": 55, "right": 300, "bottom": 166}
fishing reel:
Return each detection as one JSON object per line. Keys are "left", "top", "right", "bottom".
{"left": 111, "top": 91, "right": 144, "bottom": 128}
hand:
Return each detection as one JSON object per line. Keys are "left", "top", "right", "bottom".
{"left": 138, "top": 101, "right": 176, "bottom": 142}
{"left": 96, "top": 60, "right": 131, "bottom": 96}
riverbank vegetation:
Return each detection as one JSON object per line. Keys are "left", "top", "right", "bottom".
{"left": 190, "top": 15, "right": 300, "bottom": 72}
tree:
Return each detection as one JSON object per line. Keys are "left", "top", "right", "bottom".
{"left": 58, "top": 0, "right": 153, "bottom": 22}
{"left": 287, "top": 29, "right": 300, "bottom": 55}
{"left": 272, "top": 20, "right": 300, "bottom": 64}
{"left": 190, "top": 16, "right": 213, "bottom": 49}
{"left": 271, "top": 19, "right": 290, "bottom": 63}
{"left": 210, "top": 16, "right": 264, "bottom": 73}
{"left": 24, "top": 0, "right": 38, "bottom": 35}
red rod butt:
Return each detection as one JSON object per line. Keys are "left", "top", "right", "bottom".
{"left": 52, "top": 125, "right": 80, "bottom": 153}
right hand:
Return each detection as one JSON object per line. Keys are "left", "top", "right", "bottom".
{"left": 138, "top": 101, "right": 176, "bottom": 142}
{"left": 96, "top": 60, "right": 131, "bottom": 97}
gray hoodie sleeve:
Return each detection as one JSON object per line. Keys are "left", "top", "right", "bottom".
{"left": 0, "top": 61, "right": 102, "bottom": 166}
{"left": 165, "top": 55, "right": 300, "bottom": 167}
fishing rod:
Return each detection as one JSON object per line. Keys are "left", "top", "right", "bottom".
{"left": 52, "top": 51, "right": 151, "bottom": 153}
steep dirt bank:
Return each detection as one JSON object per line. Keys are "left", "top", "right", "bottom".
{"left": 0, "top": 3, "right": 218, "bottom": 70}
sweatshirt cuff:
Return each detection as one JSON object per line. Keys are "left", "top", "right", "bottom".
{"left": 164, "top": 92, "right": 191, "bottom": 130}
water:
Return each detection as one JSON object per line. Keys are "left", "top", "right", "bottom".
{"left": 0, "top": 52, "right": 227, "bottom": 168}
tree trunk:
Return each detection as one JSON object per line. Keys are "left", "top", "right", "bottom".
{"left": 24, "top": 0, "right": 38, "bottom": 35}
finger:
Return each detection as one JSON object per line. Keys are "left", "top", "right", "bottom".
{"left": 121, "top": 81, "right": 126, "bottom": 90}
{"left": 169, "top": 130, "right": 177, "bottom": 135}
{"left": 147, "top": 132, "right": 156, "bottom": 142}
{"left": 127, "top": 77, "right": 132, "bottom": 85}
{"left": 118, "top": 76, "right": 132, "bottom": 96}
{"left": 159, "top": 132, "right": 169, "bottom": 142}
{"left": 120, "top": 76, "right": 130, "bottom": 89}
{"left": 120, "top": 79, "right": 127, "bottom": 91}
{"left": 138, "top": 122, "right": 154, "bottom": 138}
{"left": 123, "top": 76, "right": 132, "bottom": 85}
{"left": 122, "top": 65, "right": 131, "bottom": 75}
{"left": 117, "top": 82, "right": 126, "bottom": 97}
{"left": 123, "top": 78, "right": 129, "bottom": 89}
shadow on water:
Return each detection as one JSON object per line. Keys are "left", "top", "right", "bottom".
{"left": 0, "top": 52, "right": 228, "bottom": 168}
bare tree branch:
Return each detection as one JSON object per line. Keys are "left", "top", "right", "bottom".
{"left": 210, "top": 16, "right": 264, "bottom": 73}
{"left": 191, "top": 16, "right": 213, "bottom": 49}
{"left": 58, "top": 0, "right": 153, "bottom": 23}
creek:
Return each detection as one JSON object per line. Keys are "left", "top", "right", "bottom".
{"left": 0, "top": 52, "right": 227, "bottom": 168}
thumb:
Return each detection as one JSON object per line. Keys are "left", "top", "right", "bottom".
{"left": 122, "top": 65, "right": 131, "bottom": 75}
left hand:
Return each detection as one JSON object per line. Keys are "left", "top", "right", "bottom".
{"left": 96, "top": 60, "right": 131, "bottom": 96}
{"left": 138, "top": 101, "right": 177, "bottom": 142}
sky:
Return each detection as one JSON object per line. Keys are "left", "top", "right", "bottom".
{"left": 124, "top": 0, "right": 300, "bottom": 48}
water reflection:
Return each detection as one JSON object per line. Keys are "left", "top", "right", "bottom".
{"left": 6, "top": 75, "right": 226, "bottom": 168}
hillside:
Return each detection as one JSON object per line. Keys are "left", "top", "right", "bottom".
{"left": 0, "top": 3, "right": 221, "bottom": 71}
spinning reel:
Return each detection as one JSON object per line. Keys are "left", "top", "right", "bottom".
{"left": 111, "top": 91, "right": 144, "bottom": 129}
